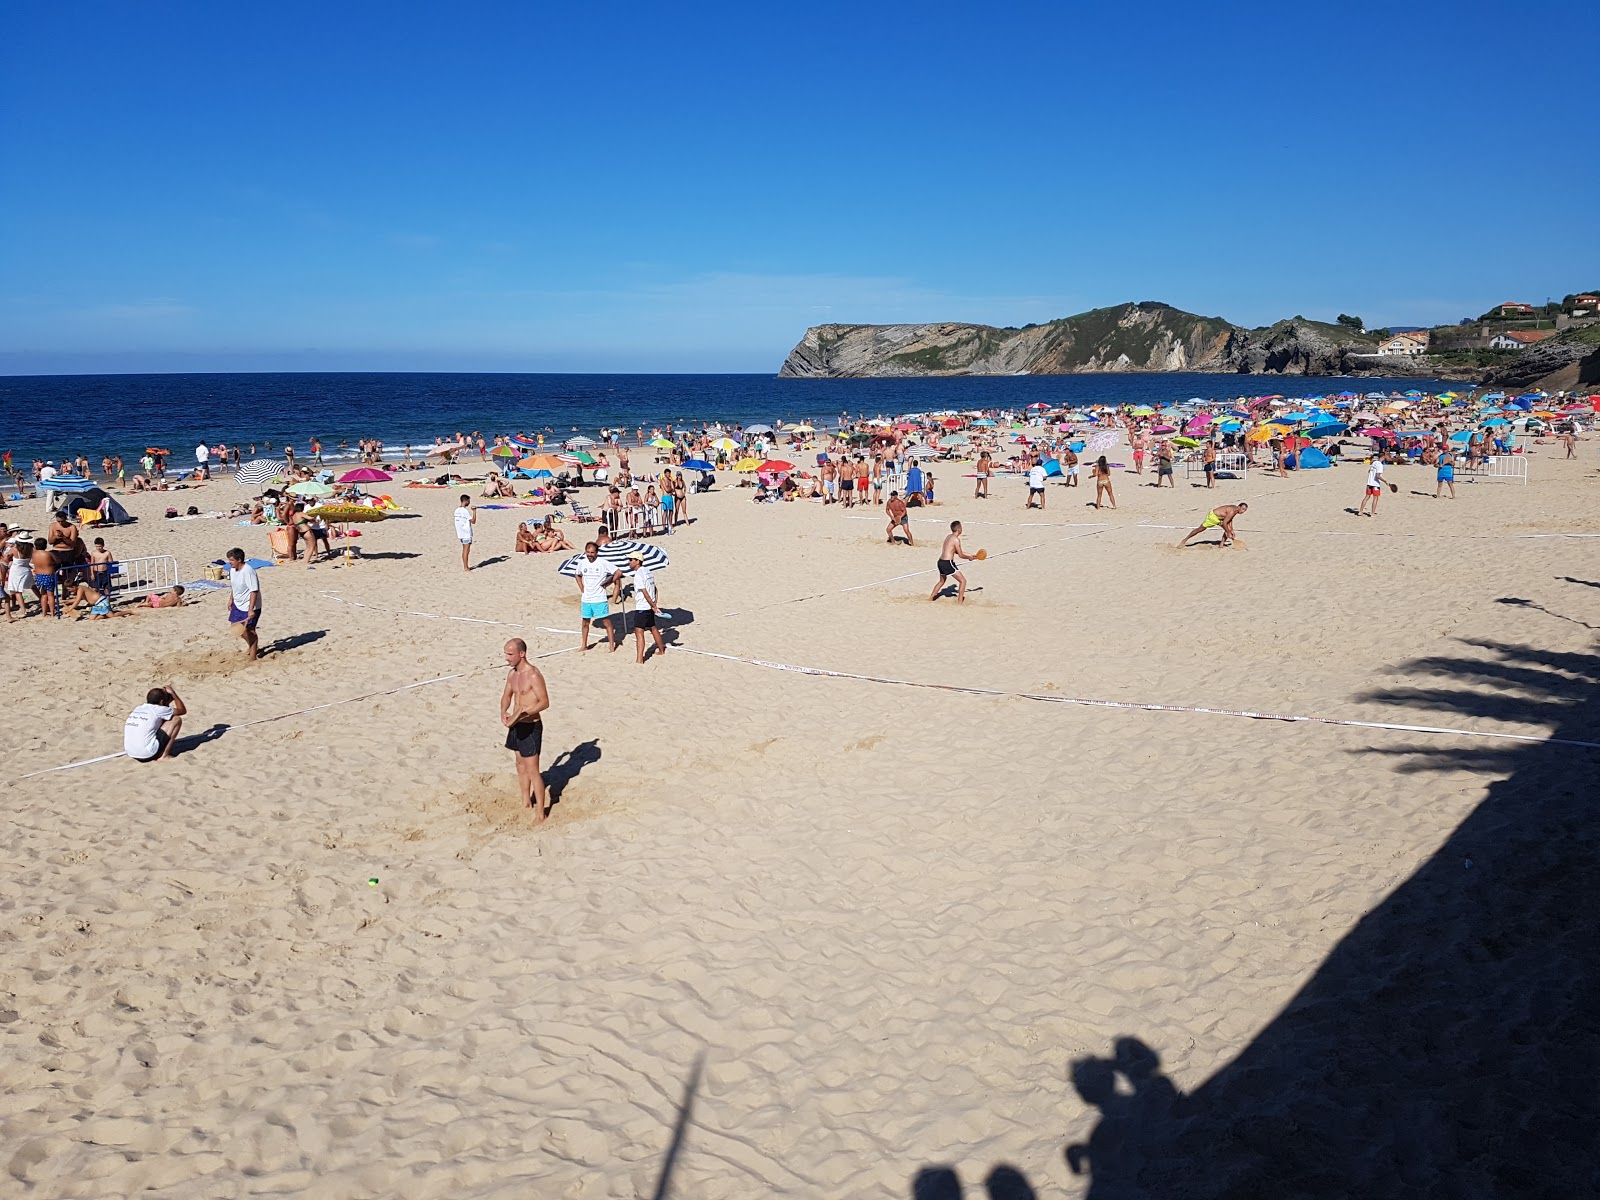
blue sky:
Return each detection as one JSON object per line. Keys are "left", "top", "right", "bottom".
{"left": 2, "top": 0, "right": 1596, "bottom": 374}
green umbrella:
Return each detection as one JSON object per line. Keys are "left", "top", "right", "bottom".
{"left": 287, "top": 480, "right": 334, "bottom": 497}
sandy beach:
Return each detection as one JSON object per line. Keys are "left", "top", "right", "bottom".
{"left": 4, "top": 440, "right": 1599, "bottom": 1197}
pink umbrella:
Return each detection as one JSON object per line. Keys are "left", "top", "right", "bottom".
{"left": 1183, "top": 414, "right": 1214, "bottom": 435}
{"left": 337, "top": 467, "right": 393, "bottom": 483}
{"left": 1152, "top": 424, "right": 1176, "bottom": 434}
{"left": 1357, "top": 427, "right": 1389, "bottom": 437}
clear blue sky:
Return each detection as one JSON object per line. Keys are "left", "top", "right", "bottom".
{"left": 3, "top": 0, "right": 1595, "bottom": 374}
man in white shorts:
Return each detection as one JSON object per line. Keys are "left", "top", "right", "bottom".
{"left": 454, "top": 494, "right": 476, "bottom": 571}
{"left": 124, "top": 685, "right": 186, "bottom": 762}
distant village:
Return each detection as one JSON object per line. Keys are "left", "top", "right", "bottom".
{"left": 1371, "top": 292, "right": 1599, "bottom": 358}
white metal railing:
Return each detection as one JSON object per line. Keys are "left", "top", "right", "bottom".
{"left": 60, "top": 553, "right": 182, "bottom": 593}
{"left": 1185, "top": 451, "right": 1248, "bottom": 479}
{"left": 1461, "top": 455, "right": 1528, "bottom": 484}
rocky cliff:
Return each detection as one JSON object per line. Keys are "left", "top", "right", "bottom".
{"left": 779, "top": 303, "right": 1383, "bottom": 378}
{"left": 1481, "top": 325, "right": 1600, "bottom": 391}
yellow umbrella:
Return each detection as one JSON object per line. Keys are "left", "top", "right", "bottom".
{"left": 711, "top": 437, "right": 740, "bottom": 452}
{"left": 1247, "top": 424, "right": 1288, "bottom": 443}
{"left": 793, "top": 424, "right": 816, "bottom": 433}
{"left": 734, "top": 457, "right": 763, "bottom": 472}
{"left": 649, "top": 437, "right": 674, "bottom": 449}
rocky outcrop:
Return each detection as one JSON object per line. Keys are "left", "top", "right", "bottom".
{"left": 778, "top": 303, "right": 1381, "bottom": 378}
{"left": 1482, "top": 327, "right": 1600, "bottom": 390}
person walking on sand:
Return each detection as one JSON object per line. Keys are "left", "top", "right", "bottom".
{"left": 975, "top": 450, "right": 993, "bottom": 499}
{"left": 124, "top": 685, "right": 186, "bottom": 763}
{"left": 930, "top": 520, "right": 978, "bottom": 603}
{"left": 885, "top": 491, "right": 914, "bottom": 545}
{"left": 1359, "top": 456, "right": 1389, "bottom": 517}
{"left": 1177, "top": 501, "right": 1247, "bottom": 548}
{"left": 454, "top": 494, "right": 476, "bottom": 571}
{"left": 225, "top": 547, "right": 261, "bottom": 660}
{"left": 1093, "top": 456, "right": 1117, "bottom": 510}
{"left": 575, "top": 541, "right": 620, "bottom": 653}
{"left": 628, "top": 551, "right": 667, "bottom": 663}
{"left": 500, "top": 638, "right": 552, "bottom": 820}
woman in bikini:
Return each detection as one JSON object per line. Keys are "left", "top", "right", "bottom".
{"left": 1093, "top": 456, "right": 1117, "bottom": 510}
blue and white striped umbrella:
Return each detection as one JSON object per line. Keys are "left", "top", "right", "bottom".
{"left": 558, "top": 540, "right": 669, "bottom": 577}
{"left": 39, "top": 474, "right": 93, "bottom": 491}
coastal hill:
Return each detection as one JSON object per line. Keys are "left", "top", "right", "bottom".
{"left": 778, "top": 302, "right": 1381, "bottom": 379}
{"left": 778, "top": 300, "right": 1600, "bottom": 386}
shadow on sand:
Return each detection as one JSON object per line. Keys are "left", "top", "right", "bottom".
{"left": 1051, "top": 627, "right": 1600, "bottom": 1198}
{"left": 545, "top": 738, "right": 601, "bottom": 803}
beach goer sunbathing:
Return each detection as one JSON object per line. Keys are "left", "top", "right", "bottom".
{"left": 146, "top": 585, "right": 187, "bottom": 608}
{"left": 1177, "top": 502, "right": 1248, "bottom": 548}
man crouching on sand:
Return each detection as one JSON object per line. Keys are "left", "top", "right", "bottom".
{"left": 501, "top": 638, "right": 552, "bottom": 820}
{"left": 1177, "top": 502, "right": 1247, "bottom": 548}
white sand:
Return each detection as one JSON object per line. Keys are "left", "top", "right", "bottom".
{"left": 3, "top": 443, "right": 1598, "bottom": 1197}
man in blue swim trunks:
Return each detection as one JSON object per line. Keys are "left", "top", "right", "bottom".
{"left": 226, "top": 547, "right": 262, "bottom": 660}
{"left": 573, "top": 541, "right": 620, "bottom": 653}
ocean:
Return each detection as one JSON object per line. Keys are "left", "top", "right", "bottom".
{"left": 0, "top": 371, "right": 1448, "bottom": 467}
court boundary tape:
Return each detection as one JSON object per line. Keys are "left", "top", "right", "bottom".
{"left": 674, "top": 648, "right": 1600, "bottom": 751}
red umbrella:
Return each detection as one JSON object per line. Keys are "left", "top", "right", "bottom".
{"left": 337, "top": 467, "right": 393, "bottom": 483}
{"left": 941, "top": 418, "right": 963, "bottom": 428}
{"left": 760, "top": 459, "right": 794, "bottom": 472}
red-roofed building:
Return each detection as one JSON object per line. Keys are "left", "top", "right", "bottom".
{"left": 1572, "top": 294, "right": 1598, "bottom": 314}
{"left": 1489, "top": 330, "right": 1555, "bottom": 350}
{"left": 1492, "top": 302, "right": 1536, "bottom": 317}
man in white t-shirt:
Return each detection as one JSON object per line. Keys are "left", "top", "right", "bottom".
{"left": 1359, "top": 457, "right": 1390, "bottom": 517}
{"left": 454, "top": 495, "right": 476, "bottom": 572}
{"left": 573, "top": 541, "right": 619, "bottom": 653}
{"left": 628, "top": 552, "right": 667, "bottom": 664}
{"left": 124, "top": 685, "right": 186, "bottom": 763}
{"left": 225, "top": 547, "right": 261, "bottom": 660}
{"left": 1025, "top": 461, "right": 1047, "bottom": 510}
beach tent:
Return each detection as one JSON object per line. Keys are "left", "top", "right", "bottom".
{"left": 52, "top": 485, "right": 134, "bottom": 524}
{"left": 1295, "top": 447, "right": 1332, "bottom": 469}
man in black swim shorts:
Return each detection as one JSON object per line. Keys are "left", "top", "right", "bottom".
{"left": 500, "top": 638, "right": 552, "bottom": 820}
{"left": 929, "top": 519, "right": 978, "bottom": 604}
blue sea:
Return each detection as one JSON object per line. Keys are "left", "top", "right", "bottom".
{"left": 0, "top": 371, "right": 1448, "bottom": 467}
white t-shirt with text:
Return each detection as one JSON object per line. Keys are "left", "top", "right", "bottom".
{"left": 454, "top": 506, "right": 474, "bottom": 542}
{"left": 577, "top": 558, "right": 614, "bottom": 603}
{"left": 124, "top": 704, "right": 174, "bottom": 760}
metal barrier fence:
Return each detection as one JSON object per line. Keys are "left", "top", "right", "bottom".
{"left": 1461, "top": 455, "right": 1529, "bottom": 484}
{"left": 60, "top": 554, "right": 182, "bottom": 594}
{"left": 1185, "top": 451, "right": 1248, "bottom": 480}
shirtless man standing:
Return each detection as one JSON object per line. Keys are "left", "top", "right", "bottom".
{"left": 930, "top": 519, "right": 978, "bottom": 602}
{"left": 974, "top": 451, "right": 993, "bottom": 499}
{"left": 1177, "top": 501, "right": 1248, "bottom": 548}
{"left": 885, "top": 491, "right": 913, "bottom": 546}
{"left": 501, "top": 638, "right": 552, "bottom": 820}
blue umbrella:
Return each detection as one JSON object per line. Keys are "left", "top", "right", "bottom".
{"left": 39, "top": 474, "right": 93, "bottom": 490}
{"left": 1305, "top": 423, "right": 1347, "bottom": 437}
{"left": 1449, "top": 431, "right": 1474, "bottom": 443}
{"left": 681, "top": 458, "right": 714, "bottom": 471}
{"left": 1218, "top": 421, "right": 1242, "bottom": 433}
{"left": 1482, "top": 417, "right": 1509, "bottom": 427}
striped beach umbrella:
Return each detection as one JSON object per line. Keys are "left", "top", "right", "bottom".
{"left": 39, "top": 474, "right": 94, "bottom": 491}
{"left": 557, "top": 540, "right": 670, "bottom": 577}
{"left": 565, "top": 435, "right": 597, "bottom": 448}
{"left": 234, "top": 459, "right": 287, "bottom": 490}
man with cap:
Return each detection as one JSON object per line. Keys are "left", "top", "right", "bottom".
{"left": 628, "top": 550, "right": 666, "bottom": 663}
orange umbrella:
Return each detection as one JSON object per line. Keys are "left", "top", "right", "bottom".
{"left": 517, "top": 454, "right": 566, "bottom": 471}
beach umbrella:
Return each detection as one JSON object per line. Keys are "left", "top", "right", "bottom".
{"left": 336, "top": 467, "right": 393, "bottom": 484}
{"left": 509, "top": 434, "right": 540, "bottom": 448}
{"left": 745, "top": 423, "right": 774, "bottom": 434}
{"left": 1152, "top": 424, "right": 1176, "bottom": 434}
{"left": 681, "top": 458, "right": 714, "bottom": 471}
{"left": 426, "top": 442, "right": 468, "bottom": 456}
{"left": 710, "top": 438, "right": 739, "bottom": 452}
{"left": 306, "top": 503, "right": 388, "bottom": 559}
{"left": 490, "top": 445, "right": 518, "bottom": 458}
{"left": 234, "top": 459, "right": 287, "bottom": 490}
{"left": 1218, "top": 420, "right": 1243, "bottom": 433}
{"left": 39, "top": 473, "right": 94, "bottom": 491}
{"left": 565, "top": 435, "right": 597, "bottom": 448}
{"left": 1171, "top": 436, "right": 1200, "bottom": 449}
{"left": 559, "top": 451, "right": 598, "bottom": 467}
{"left": 1448, "top": 431, "right": 1474, "bottom": 443}
{"left": 517, "top": 454, "right": 565, "bottom": 472}
{"left": 759, "top": 459, "right": 794, "bottom": 472}
{"left": 734, "top": 457, "right": 763, "bottom": 472}
{"left": 1130, "top": 405, "right": 1155, "bottom": 416}
{"left": 287, "top": 480, "right": 334, "bottom": 498}
{"left": 1085, "top": 431, "right": 1118, "bottom": 453}
{"left": 972, "top": 418, "right": 997, "bottom": 426}
{"left": 649, "top": 438, "right": 674, "bottom": 449}
{"left": 905, "top": 444, "right": 938, "bottom": 459}
{"left": 792, "top": 424, "right": 816, "bottom": 434}
{"left": 1184, "top": 414, "right": 1214, "bottom": 434}
{"left": 1305, "top": 422, "right": 1347, "bottom": 438}
{"left": 1482, "top": 417, "right": 1509, "bottom": 427}
{"left": 558, "top": 540, "right": 669, "bottom": 577}
{"left": 938, "top": 434, "right": 970, "bottom": 447}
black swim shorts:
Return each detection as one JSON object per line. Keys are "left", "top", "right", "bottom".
{"left": 634, "top": 609, "right": 656, "bottom": 629}
{"left": 504, "top": 719, "right": 543, "bottom": 758}
{"left": 937, "top": 558, "right": 957, "bottom": 577}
